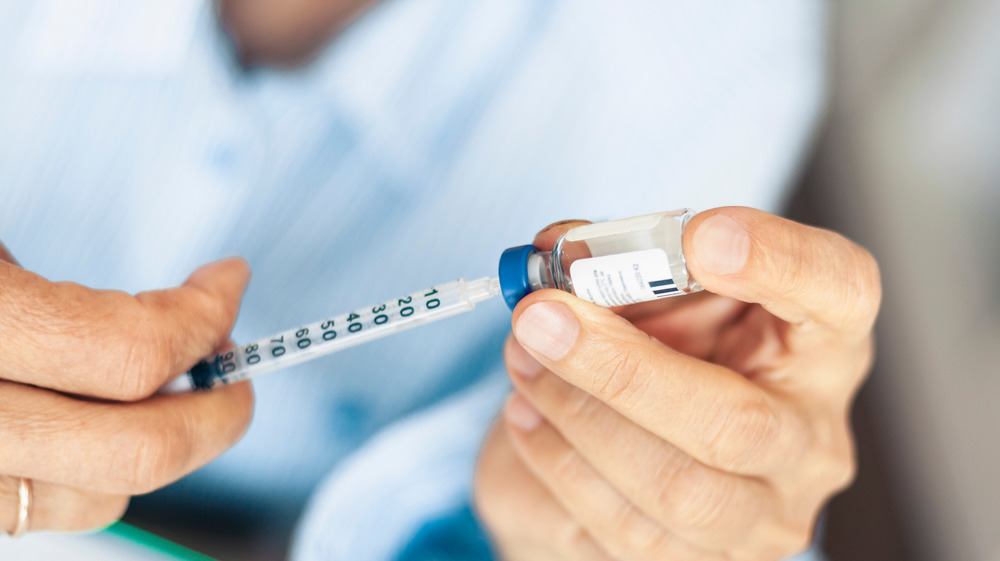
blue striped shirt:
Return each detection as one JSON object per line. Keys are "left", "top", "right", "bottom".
{"left": 0, "top": 1, "right": 826, "bottom": 559}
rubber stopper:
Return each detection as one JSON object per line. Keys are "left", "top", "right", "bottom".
{"left": 498, "top": 245, "right": 537, "bottom": 311}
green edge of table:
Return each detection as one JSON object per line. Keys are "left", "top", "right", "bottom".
{"left": 105, "top": 522, "right": 217, "bottom": 561}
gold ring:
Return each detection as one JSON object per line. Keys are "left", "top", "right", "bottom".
{"left": 7, "top": 478, "right": 32, "bottom": 537}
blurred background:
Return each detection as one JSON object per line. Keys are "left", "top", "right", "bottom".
{"left": 1, "top": 1, "right": 996, "bottom": 560}
{"left": 791, "top": 1, "right": 1000, "bottom": 560}
{"left": 124, "top": 2, "right": 1000, "bottom": 558}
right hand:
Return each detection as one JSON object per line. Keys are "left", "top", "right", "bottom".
{"left": 0, "top": 241, "right": 254, "bottom": 534}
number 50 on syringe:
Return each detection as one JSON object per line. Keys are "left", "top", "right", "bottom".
{"left": 160, "top": 278, "right": 501, "bottom": 393}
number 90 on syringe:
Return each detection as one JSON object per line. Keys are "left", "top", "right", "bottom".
{"left": 162, "top": 277, "right": 500, "bottom": 393}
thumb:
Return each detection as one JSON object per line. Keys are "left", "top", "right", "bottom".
{"left": 683, "top": 207, "right": 881, "bottom": 334}
{"left": 0, "top": 241, "right": 19, "bottom": 266}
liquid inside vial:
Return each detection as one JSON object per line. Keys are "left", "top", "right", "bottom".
{"left": 543, "top": 210, "right": 700, "bottom": 307}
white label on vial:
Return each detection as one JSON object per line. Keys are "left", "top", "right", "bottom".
{"left": 569, "top": 249, "right": 679, "bottom": 307}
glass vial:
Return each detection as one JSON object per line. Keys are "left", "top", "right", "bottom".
{"left": 498, "top": 209, "right": 702, "bottom": 309}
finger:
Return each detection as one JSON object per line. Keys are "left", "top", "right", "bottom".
{"left": 711, "top": 302, "right": 876, "bottom": 402}
{"left": 504, "top": 395, "right": 727, "bottom": 561}
{"left": 625, "top": 294, "right": 748, "bottom": 361}
{"left": 505, "top": 338, "right": 776, "bottom": 549}
{"left": 683, "top": 207, "right": 882, "bottom": 336}
{"left": 0, "top": 380, "right": 253, "bottom": 495}
{"left": 531, "top": 220, "right": 591, "bottom": 251}
{"left": 0, "top": 241, "right": 17, "bottom": 265}
{"left": 0, "top": 476, "right": 129, "bottom": 533}
{"left": 475, "top": 420, "right": 614, "bottom": 561}
{"left": 511, "top": 291, "right": 807, "bottom": 475}
{"left": 0, "top": 257, "right": 251, "bottom": 400}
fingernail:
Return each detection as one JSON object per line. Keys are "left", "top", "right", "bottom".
{"left": 506, "top": 394, "right": 542, "bottom": 432}
{"left": 505, "top": 338, "right": 544, "bottom": 379}
{"left": 693, "top": 215, "right": 751, "bottom": 275}
{"left": 514, "top": 301, "right": 579, "bottom": 361}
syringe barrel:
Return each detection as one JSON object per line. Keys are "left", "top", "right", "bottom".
{"left": 161, "top": 277, "right": 501, "bottom": 393}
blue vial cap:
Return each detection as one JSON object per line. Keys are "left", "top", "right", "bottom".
{"left": 498, "top": 245, "right": 537, "bottom": 311}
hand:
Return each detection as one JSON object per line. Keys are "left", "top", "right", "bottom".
{"left": 475, "top": 207, "right": 880, "bottom": 560}
{"left": 0, "top": 241, "right": 253, "bottom": 534}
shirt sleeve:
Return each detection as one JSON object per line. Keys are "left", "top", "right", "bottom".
{"left": 290, "top": 373, "right": 509, "bottom": 561}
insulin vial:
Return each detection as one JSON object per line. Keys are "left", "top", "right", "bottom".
{"left": 498, "top": 209, "right": 703, "bottom": 309}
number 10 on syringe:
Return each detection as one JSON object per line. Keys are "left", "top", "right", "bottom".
{"left": 160, "top": 277, "right": 501, "bottom": 393}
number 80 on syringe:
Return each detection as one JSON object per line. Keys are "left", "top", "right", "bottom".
{"left": 161, "top": 279, "right": 499, "bottom": 393}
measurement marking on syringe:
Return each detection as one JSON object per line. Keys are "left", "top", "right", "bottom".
{"left": 161, "top": 278, "right": 501, "bottom": 394}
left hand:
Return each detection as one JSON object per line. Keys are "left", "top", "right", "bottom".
{"left": 475, "top": 207, "right": 881, "bottom": 560}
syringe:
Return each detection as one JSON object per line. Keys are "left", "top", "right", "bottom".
{"left": 161, "top": 277, "right": 501, "bottom": 393}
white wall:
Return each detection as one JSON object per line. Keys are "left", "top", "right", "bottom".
{"left": 817, "top": 2, "right": 1000, "bottom": 560}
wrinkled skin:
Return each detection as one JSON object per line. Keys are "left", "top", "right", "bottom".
{"left": 476, "top": 207, "right": 880, "bottom": 561}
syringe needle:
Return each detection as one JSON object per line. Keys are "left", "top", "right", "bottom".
{"left": 160, "top": 277, "right": 502, "bottom": 393}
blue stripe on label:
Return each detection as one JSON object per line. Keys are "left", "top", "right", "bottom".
{"left": 653, "top": 286, "right": 679, "bottom": 296}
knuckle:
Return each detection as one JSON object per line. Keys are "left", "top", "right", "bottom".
{"left": 551, "top": 447, "right": 587, "bottom": 484}
{"left": 77, "top": 495, "right": 130, "bottom": 533}
{"left": 827, "top": 452, "right": 858, "bottom": 493}
{"left": 703, "top": 395, "right": 786, "bottom": 473}
{"left": 557, "top": 520, "right": 594, "bottom": 556}
{"left": 472, "top": 424, "right": 530, "bottom": 535}
{"left": 859, "top": 251, "right": 883, "bottom": 325}
{"left": 775, "top": 226, "right": 883, "bottom": 332}
{"left": 657, "top": 461, "right": 731, "bottom": 533}
{"left": 774, "top": 229, "right": 812, "bottom": 295}
{"left": 560, "top": 385, "right": 599, "bottom": 426}
{"left": 819, "top": 430, "right": 858, "bottom": 494}
{"left": 108, "top": 313, "right": 175, "bottom": 401}
{"left": 749, "top": 522, "right": 809, "bottom": 561}
{"left": 472, "top": 461, "right": 503, "bottom": 528}
{"left": 613, "top": 504, "right": 673, "bottom": 559}
{"left": 842, "top": 243, "right": 883, "bottom": 331}
{"left": 773, "top": 524, "right": 815, "bottom": 560}
{"left": 101, "top": 496, "right": 131, "bottom": 529}
{"left": 587, "top": 342, "right": 654, "bottom": 409}
{"left": 29, "top": 286, "right": 173, "bottom": 401}
{"left": 39, "top": 486, "right": 130, "bottom": 532}
{"left": 114, "top": 417, "right": 190, "bottom": 494}
{"left": 807, "top": 417, "right": 858, "bottom": 495}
